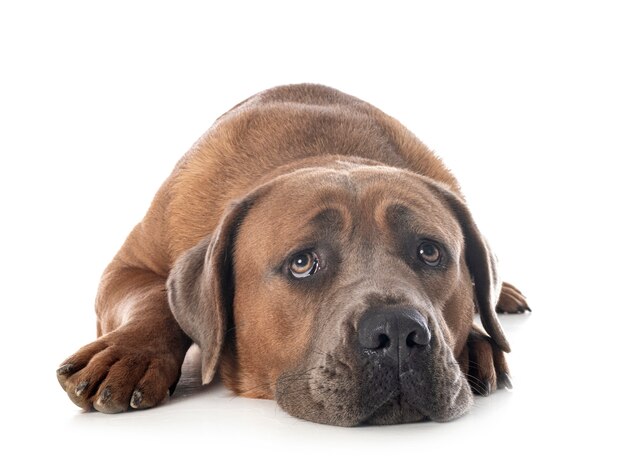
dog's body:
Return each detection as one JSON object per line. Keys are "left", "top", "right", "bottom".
{"left": 58, "top": 84, "right": 529, "bottom": 425}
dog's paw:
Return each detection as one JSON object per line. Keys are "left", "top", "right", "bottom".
{"left": 57, "top": 329, "right": 182, "bottom": 413}
{"left": 458, "top": 328, "right": 511, "bottom": 396}
{"left": 496, "top": 281, "right": 531, "bottom": 314}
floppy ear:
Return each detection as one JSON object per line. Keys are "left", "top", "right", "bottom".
{"left": 166, "top": 197, "right": 254, "bottom": 384}
{"left": 425, "top": 181, "right": 510, "bottom": 353}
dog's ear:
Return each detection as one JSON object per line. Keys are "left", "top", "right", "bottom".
{"left": 166, "top": 195, "right": 257, "bottom": 384}
{"left": 425, "top": 181, "right": 510, "bottom": 353}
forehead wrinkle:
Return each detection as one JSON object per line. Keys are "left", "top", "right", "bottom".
{"left": 378, "top": 196, "right": 463, "bottom": 254}
{"left": 309, "top": 204, "right": 351, "bottom": 235}
{"left": 374, "top": 198, "right": 398, "bottom": 237}
{"left": 297, "top": 201, "right": 352, "bottom": 248}
{"left": 278, "top": 202, "right": 351, "bottom": 249}
{"left": 259, "top": 200, "right": 353, "bottom": 266}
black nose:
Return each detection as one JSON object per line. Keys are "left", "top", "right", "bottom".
{"left": 358, "top": 306, "right": 431, "bottom": 359}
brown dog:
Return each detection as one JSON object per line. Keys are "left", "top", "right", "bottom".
{"left": 57, "top": 84, "right": 529, "bottom": 425}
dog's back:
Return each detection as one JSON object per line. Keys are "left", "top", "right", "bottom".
{"left": 163, "top": 84, "right": 461, "bottom": 257}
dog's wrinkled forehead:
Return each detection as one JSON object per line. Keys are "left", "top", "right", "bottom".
{"left": 235, "top": 165, "right": 464, "bottom": 266}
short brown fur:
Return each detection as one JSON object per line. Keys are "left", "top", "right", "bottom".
{"left": 57, "top": 84, "right": 529, "bottom": 424}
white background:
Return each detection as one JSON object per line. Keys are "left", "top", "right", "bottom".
{"left": 1, "top": 1, "right": 624, "bottom": 473}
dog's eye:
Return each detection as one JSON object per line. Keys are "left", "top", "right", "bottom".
{"left": 289, "top": 252, "right": 320, "bottom": 278}
{"left": 418, "top": 241, "right": 442, "bottom": 267}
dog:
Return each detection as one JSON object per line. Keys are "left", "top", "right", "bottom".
{"left": 57, "top": 84, "right": 530, "bottom": 426}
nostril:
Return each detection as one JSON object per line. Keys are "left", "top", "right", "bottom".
{"left": 377, "top": 334, "right": 390, "bottom": 349}
{"left": 358, "top": 305, "right": 431, "bottom": 352}
{"left": 406, "top": 332, "right": 419, "bottom": 348}
{"left": 406, "top": 327, "right": 430, "bottom": 347}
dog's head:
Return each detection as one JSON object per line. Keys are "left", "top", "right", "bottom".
{"left": 167, "top": 158, "right": 507, "bottom": 426}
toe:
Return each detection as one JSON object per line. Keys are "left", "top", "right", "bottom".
{"left": 497, "top": 282, "right": 531, "bottom": 314}
{"left": 130, "top": 359, "right": 179, "bottom": 409}
{"left": 91, "top": 356, "right": 149, "bottom": 413}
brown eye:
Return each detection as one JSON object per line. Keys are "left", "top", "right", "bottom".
{"left": 418, "top": 241, "right": 442, "bottom": 267}
{"left": 289, "top": 251, "right": 320, "bottom": 278}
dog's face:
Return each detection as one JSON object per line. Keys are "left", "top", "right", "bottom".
{"left": 168, "top": 160, "right": 506, "bottom": 426}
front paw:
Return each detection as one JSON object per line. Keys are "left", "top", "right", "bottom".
{"left": 496, "top": 281, "right": 531, "bottom": 314}
{"left": 57, "top": 330, "right": 182, "bottom": 413}
{"left": 458, "top": 327, "right": 511, "bottom": 397}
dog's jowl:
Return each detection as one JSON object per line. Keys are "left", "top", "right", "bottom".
{"left": 57, "top": 84, "right": 530, "bottom": 425}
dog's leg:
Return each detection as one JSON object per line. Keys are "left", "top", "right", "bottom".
{"left": 57, "top": 263, "right": 192, "bottom": 413}
{"left": 458, "top": 283, "right": 528, "bottom": 395}
{"left": 457, "top": 325, "right": 512, "bottom": 396}
{"left": 496, "top": 281, "right": 531, "bottom": 314}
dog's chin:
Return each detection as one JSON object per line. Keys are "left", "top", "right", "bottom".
{"left": 361, "top": 395, "right": 427, "bottom": 425}
{"left": 361, "top": 387, "right": 473, "bottom": 425}
{"left": 276, "top": 390, "right": 424, "bottom": 427}
{"left": 276, "top": 380, "right": 472, "bottom": 427}
{"left": 277, "top": 390, "right": 455, "bottom": 426}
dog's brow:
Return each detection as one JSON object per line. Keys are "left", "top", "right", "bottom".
{"left": 274, "top": 206, "right": 349, "bottom": 261}
{"left": 383, "top": 202, "right": 449, "bottom": 242}
{"left": 310, "top": 207, "right": 346, "bottom": 228}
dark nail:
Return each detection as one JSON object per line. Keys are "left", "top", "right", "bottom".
{"left": 99, "top": 387, "right": 112, "bottom": 404}
{"left": 75, "top": 381, "right": 89, "bottom": 396}
{"left": 130, "top": 390, "right": 143, "bottom": 409}
{"left": 499, "top": 373, "right": 513, "bottom": 390}
{"left": 57, "top": 364, "right": 74, "bottom": 376}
